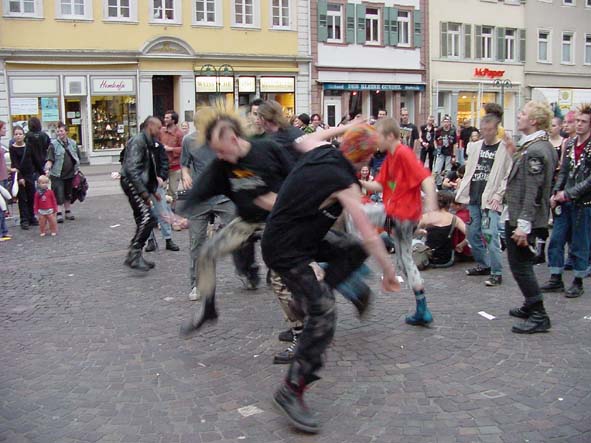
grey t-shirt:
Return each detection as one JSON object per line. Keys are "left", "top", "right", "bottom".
{"left": 181, "top": 132, "right": 230, "bottom": 207}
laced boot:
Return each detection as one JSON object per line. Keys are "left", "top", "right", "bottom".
{"left": 405, "top": 296, "right": 433, "bottom": 326}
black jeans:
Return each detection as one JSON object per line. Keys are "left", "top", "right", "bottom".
{"left": 420, "top": 146, "right": 435, "bottom": 171}
{"left": 120, "top": 177, "right": 157, "bottom": 250}
{"left": 17, "top": 177, "right": 36, "bottom": 225}
{"left": 277, "top": 230, "right": 367, "bottom": 383}
{"left": 505, "top": 222, "right": 543, "bottom": 306}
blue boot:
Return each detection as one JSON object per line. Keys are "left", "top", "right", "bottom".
{"left": 405, "top": 297, "right": 433, "bottom": 326}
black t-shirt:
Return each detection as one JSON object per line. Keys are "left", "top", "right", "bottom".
{"left": 269, "top": 126, "right": 304, "bottom": 168}
{"left": 460, "top": 126, "right": 477, "bottom": 149}
{"left": 469, "top": 142, "right": 499, "bottom": 205}
{"left": 192, "top": 139, "right": 291, "bottom": 222}
{"left": 400, "top": 123, "right": 419, "bottom": 149}
{"left": 262, "top": 145, "right": 358, "bottom": 271}
{"left": 436, "top": 128, "right": 457, "bottom": 156}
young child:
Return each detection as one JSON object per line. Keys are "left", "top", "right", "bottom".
{"left": 360, "top": 118, "right": 438, "bottom": 325}
{"left": 33, "top": 175, "right": 58, "bottom": 237}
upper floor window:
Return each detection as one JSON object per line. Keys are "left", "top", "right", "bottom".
{"left": 538, "top": 30, "right": 551, "bottom": 62}
{"left": 397, "top": 10, "right": 410, "bottom": 46}
{"left": 151, "top": 0, "right": 179, "bottom": 22}
{"left": 587, "top": 0, "right": 591, "bottom": 7}
{"left": 58, "top": 0, "right": 92, "bottom": 19}
{"left": 3, "top": 0, "right": 42, "bottom": 17}
{"left": 365, "top": 7, "right": 380, "bottom": 45}
{"left": 562, "top": 32, "right": 574, "bottom": 64}
{"left": 233, "top": 0, "right": 259, "bottom": 27}
{"left": 585, "top": 34, "right": 591, "bottom": 64}
{"left": 271, "top": 0, "right": 289, "bottom": 29}
{"left": 481, "top": 26, "right": 493, "bottom": 59}
{"left": 105, "top": 0, "right": 137, "bottom": 20}
{"left": 327, "top": 3, "right": 342, "bottom": 42}
{"left": 563, "top": 0, "right": 575, "bottom": 5}
{"left": 194, "top": 0, "right": 220, "bottom": 25}
{"left": 505, "top": 28, "right": 515, "bottom": 61}
{"left": 447, "top": 22, "right": 461, "bottom": 57}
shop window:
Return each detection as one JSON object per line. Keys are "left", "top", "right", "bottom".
{"left": 261, "top": 93, "right": 294, "bottom": 117}
{"left": 9, "top": 97, "right": 60, "bottom": 138}
{"left": 92, "top": 96, "right": 137, "bottom": 151}
{"left": 327, "top": 3, "right": 343, "bottom": 42}
{"left": 4, "top": 0, "right": 43, "bottom": 17}
{"left": 370, "top": 90, "right": 385, "bottom": 120}
{"left": 104, "top": 0, "right": 137, "bottom": 21}
{"left": 349, "top": 91, "right": 362, "bottom": 118}
{"left": 271, "top": 0, "right": 290, "bottom": 29}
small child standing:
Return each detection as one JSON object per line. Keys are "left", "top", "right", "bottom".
{"left": 34, "top": 175, "right": 58, "bottom": 237}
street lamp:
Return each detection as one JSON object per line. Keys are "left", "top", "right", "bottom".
{"left": 199, "top": 64, "right": 235, "bottom": 107}
{"left": 493, "top": 79, "right": 512, "bottom": 125}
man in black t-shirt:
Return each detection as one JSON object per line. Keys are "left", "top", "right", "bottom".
{"left": 179, "top": 114, "right": 293, "bottom": 339}
{"left": 261, "top": 135, "right": 399, "bottom": 433}
{"left": 419, "top": 115, "right": 437, "bottom": 171}
{"left": 434, "top": 116, "right": 458, "bottom": 187}
{"left": 400, "top": 107, "right": 419, "bottom": 151}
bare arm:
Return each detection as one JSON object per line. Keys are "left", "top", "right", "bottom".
{"left": 421, "top": 176, "right": 438, "bottom": 213}
{"left": 336, "top": 185, "right": 400, "bottom": 292}
{"left": 295, "top": 116, "right": 366, "bottom": 153}
{"left": 254, "top": 192, "right": 277, "bottom": 212}
{"left": 360, "top": 179, "right": 383, "bottom": 193}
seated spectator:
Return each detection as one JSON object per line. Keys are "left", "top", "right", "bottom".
{"left": 451, "top": 199, "right": 472, "bottom": 261}
{"left": 442, "top": 164, "right": 465, "bottom": 191}
{"left": 357, "top": 165, "right": 374, "bottom": 202}
{"left": 417, "top": 191, "right": 468, "bottom": 268}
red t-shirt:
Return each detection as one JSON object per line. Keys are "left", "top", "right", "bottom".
{"left": 574, "top": 136, "right": 591, "bottom": 163}
{"left": 375, "top": 145, "right": 431, "bottom": 222}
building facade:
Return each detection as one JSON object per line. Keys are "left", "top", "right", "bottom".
{"left": 0, "top": 0, "right": 311, "bottom": 164}
{"left": 311, "top": 0, "right": 428, "bottom": 128}
{"left": 524, "top": 0, "right": 591, "bottom": 113}
{"left": 429, "top": 0, "right": 525, "bottom": 133}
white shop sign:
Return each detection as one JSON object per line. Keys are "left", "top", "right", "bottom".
{"left": 91, "top": 78, "right": 135, "bottom": 95}
{"left": 195, "top": 76, "right": 234, "bottom": 93}
{"left": 259, "top": 77, "right": 295, "bottom": 93}
{"left": 10, "top": 97, "right": 39, "bottom": 114}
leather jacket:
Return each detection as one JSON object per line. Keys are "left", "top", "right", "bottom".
{"left": 554, "top": 136, "right": 591, "bottom": 206}
{"left": 120, "top": 131, "right": 158, "bottom": 195}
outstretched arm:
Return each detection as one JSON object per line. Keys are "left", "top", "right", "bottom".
{"left": 294, "top": 117, "right": 366, "bottom": 153}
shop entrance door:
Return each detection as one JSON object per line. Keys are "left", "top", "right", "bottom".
{"left": 324, "top": 97, "right": 341, "bottom": 128}
{"left": 65, "top": 98, "right": 88, "bottom": 164}
{"left": 152, "top": 76, "right": 174, "bottom": 120}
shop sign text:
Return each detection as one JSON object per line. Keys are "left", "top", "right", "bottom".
{"left": 473, "top": 68, "right": 505, "bottom": 79}
{"left": 92, "top": 78, "right": 135, "bottom": 94}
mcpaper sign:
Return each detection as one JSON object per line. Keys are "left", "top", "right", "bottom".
{"left": 473, "top": 68, "right": 505, "bottom": 79}
{"left": 91, "top": 78, "right": 135, "bottom": 94}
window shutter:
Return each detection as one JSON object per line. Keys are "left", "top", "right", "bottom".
{"left": 356, "top": 4, "right": 366, "bottom": 45}
{"left": 441, "top": 22, "right": 448, "bottom": 58}
{"left": 390, "top": 7, "right": 399, "bottom": 46}
{"left": 463, "top": 24, "right": 472, "bottom": 59}
{"left": 318, "top": 0, "right": 328, "bottom": 42}
{"left": 346, "top": 3, "right": 355, "bottom": 44}
{"left": 518, "top": 29, "right": 526, "bottom": 62}
{"left": 413, "top": 9, "right": 423, "bottom": 48}
{"left": 383, "top": 7, "right": 391, "bottom": 46}
{"left": 475, "top": 25, "right": 482, "bottom": 59}
{"left": 496, "top": 27, "right": 505, "bottom": 61}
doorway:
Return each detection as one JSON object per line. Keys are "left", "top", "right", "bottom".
{"left": 324, "top": 96, "right": 341, "bottom": 128}
{"left": 65, "top": 98, "right": 88, "bottom": 163}
{"left": 152, "top": 76, "right": 174, "bottom": 120}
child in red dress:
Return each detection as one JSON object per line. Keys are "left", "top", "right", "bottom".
{"left": 33, "top": 175, "right": 58, "bottom": 237}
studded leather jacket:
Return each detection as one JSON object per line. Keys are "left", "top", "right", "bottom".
{"left": 554, "top": 135, "right": 591, "bottom": 206}
{"left": 120, "top": 131, "right": 159, "bottom": 196}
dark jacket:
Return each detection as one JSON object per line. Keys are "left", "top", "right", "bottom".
{"left": 154, "top": 140, "right": 169, "bottom": 182}
{"left": 25, "top": 130, "right": 51, "bottom": 177}
{"left": 505, "top": 136, "right": 557, "bottom": 229}
{"left": 120, "top": 131, "right": 159, "bottom": 195}
{"left": 554, "top": 136, "right": 591, "bottom": 206}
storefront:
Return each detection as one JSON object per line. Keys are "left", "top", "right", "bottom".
{"left": 531, "top": 88, "right": 591, "bottom": 114}
{"left": 260, "top": 77, "right": 295, "bottom": 117}
{"left": 195, "top": 75, "right": 235, "bottom": 110}
{"left": 320, "top": 83, "right": 426, "bottom": 127}
{"left": 432, "top": 66, "right": 523, "bottom": 132}
{"left": 6, "top": 69, "right": 138, "bottom": 164}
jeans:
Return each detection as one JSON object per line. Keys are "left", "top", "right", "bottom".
{"left": 506, "top": 223, "right": 544, "bottom": 306}
{"left": 433, "top": 153, "right": 452, "bottom": 186}
{"left": 150, "top": 187, "right": 172, "bottom": 240}
{"left": 467, "top": 205, "right": 503, "bottom": 275}
{"left": 420, "top": 147, "right": 435, "bottom": 171}
{"left": 390, "top": 218, "right": 423, "bottom": 291}
{"left": 547, "top": 202, "right": 591, "bottom": 278}
{"left": 456, "top": 148, "right": 465, "bottom": 166}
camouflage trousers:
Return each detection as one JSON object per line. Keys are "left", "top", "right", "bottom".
{"left": 276, "top": 230, "right": 368, "bottom": 383}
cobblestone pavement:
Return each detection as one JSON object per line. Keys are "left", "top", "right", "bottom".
{"left": 1, "top": 194, "right": 590, "bottom": 443}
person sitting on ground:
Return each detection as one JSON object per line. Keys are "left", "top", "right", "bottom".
{"left": 442, "top": 164, "right": 465, "bottom": 191}
{"left": 417, "top": 191, "right": 468, "bottom": 268}
{"left": 450, "top": 199, "right": 472, "bottom": 260}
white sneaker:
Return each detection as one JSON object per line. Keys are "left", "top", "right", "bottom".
{"left": 188, "top": 287, "right": 200, "bottom": 301}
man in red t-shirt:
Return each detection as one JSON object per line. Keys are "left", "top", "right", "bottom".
{"left": 360, "top": 118, "right": 438, "bottom": 326}
{"left": 160, "top": 110, "right": 184, "bottom": 209}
